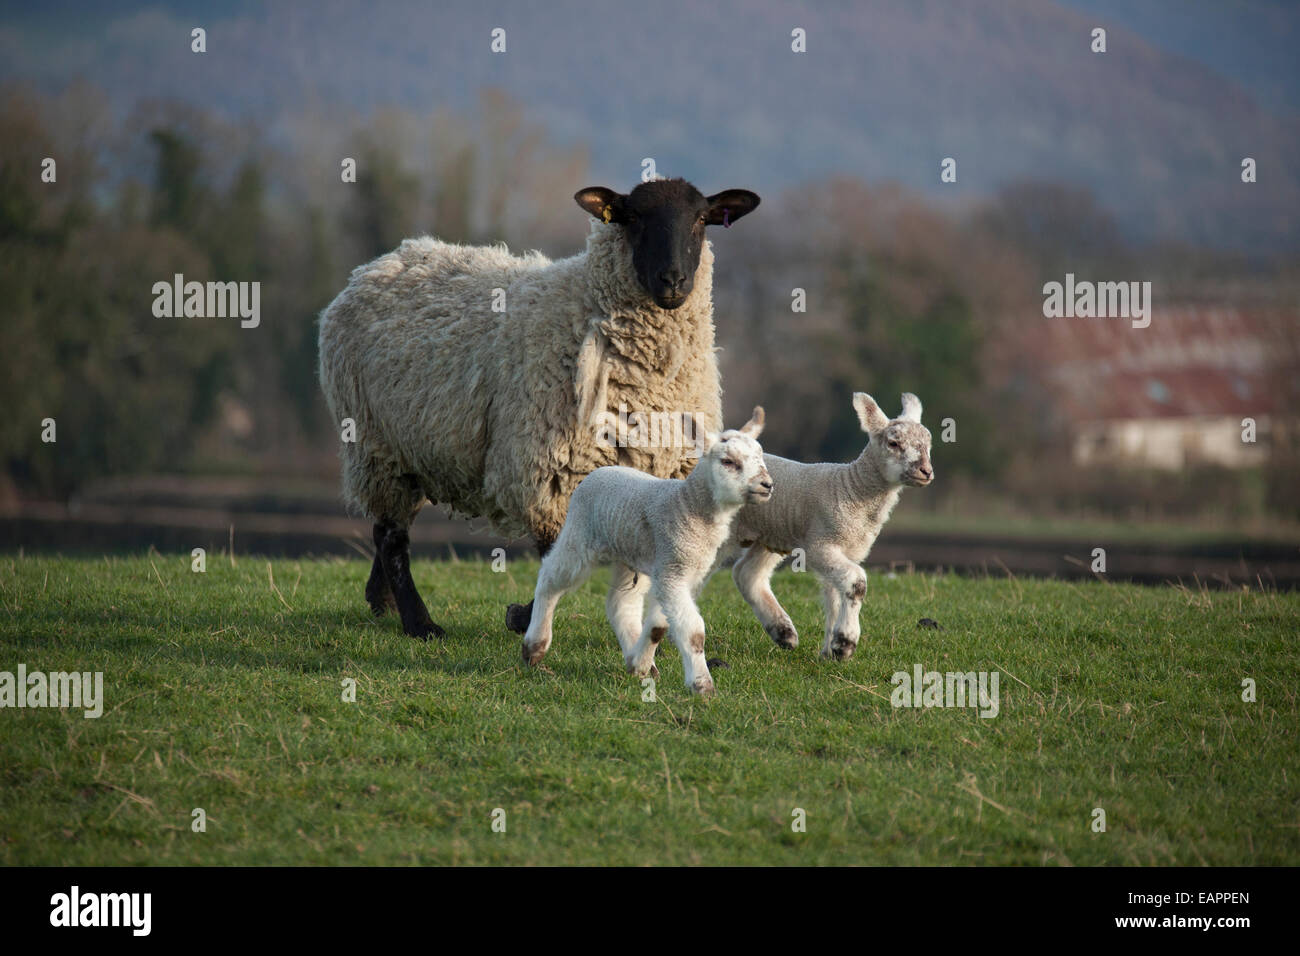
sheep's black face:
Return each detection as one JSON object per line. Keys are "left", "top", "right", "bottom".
{"left": 575, "top": 179, "right": 760, "bottom": 310}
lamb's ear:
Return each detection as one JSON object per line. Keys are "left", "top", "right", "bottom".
{"left": 853, "top": 392, "right": 890, "bottom": 434}
{"left": 700, "top": 429, "right": 720, "bottom": 453}
{"left": 575, "top": 187, "right": 626, "bottom": 224}
{"left": 705, "top": 189, "right": 761, "bottom": 227}
{"left": 899, "top": 392, "right": 923, "bottom": 423}
{"left": 739, "top": 405, "right": 765, "bottom": 438}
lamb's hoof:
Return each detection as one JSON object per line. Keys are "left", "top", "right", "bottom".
{"left": 627, "top": 660, "right": 660, "bottom": 680}
{"left": 917, "top": 617, "right": 943, "bottom": 630}
{"left": 505, "top": 601, "right": 533, "bottom": 634}
{"left": 522, "top": 640, "right": 548, "bottom": 667}
{"left": 706, "top": 658, "right": 729, "bottom": 669}
{"left": 690, "top": 678, "right": 716, "bottom": 696}
{"left": 822, "top": 632, "right": 856, "bottom": 661}
{"left": 767, "top": 623, "right": 799, "bottom": 649}
{"left": 408, "top": 619, "right": 446, "bottom": 641}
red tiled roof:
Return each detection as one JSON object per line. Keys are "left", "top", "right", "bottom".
{"left": 1032, "top": 306, "right": 1292, "bottom": 422}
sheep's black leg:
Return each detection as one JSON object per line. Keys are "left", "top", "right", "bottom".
{"left": 505, "top": 529, "right": 556, "bottom": 634}
{"left": 378, "top": 523, "right": 445, "bottom": 640}
{"left": 365, "top": 523, "right": 396, "bottom": 617}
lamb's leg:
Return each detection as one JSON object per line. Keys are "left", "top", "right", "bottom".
{"left": 365, "top": 523, "right": 397, "bottom": 617}
{"left": 606, "top": 563, "right": 657, "bottom": 678}
{"left": 809, "top": 549, "right": 867, "bottom": 660}
{"left": 377, "top": 522, "right": 445, "bottom": 640}
{"left": 657, "top": 579, "right": 714, "bottom": 695}
{"left": 521, "top": 537, "right": 587, "bottom": 666}
{"left": 732, "top": 544, "right": 798, "bottom": 648}
{"left": 688, "top": 569, "right": 731, "bottom": 670}
{"left": 819, "top": 579, "right": 845, "bottom": 658}
{"left": 625, "top": 592, "right": 668, "bottom": 679}
{"left": 505, "top": 527, "right": 557, "bottom": 633}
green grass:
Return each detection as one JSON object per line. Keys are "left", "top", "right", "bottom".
{"left": 1, "top": 553, "right": 1297, "bottom": 865}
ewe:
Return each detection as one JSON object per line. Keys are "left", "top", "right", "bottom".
{"left": 728, "top": 393, "right": 933, "bottom": 661}
{"left": 317, "top": 178, "right": 760, "bottom": 639}
{"left": 521, "top": 409, "right": 771, "bottom": 696}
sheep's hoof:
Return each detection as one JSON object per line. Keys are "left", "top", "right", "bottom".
{"left": 706, "top": 657, "right": 729, "bottom": 670}
{"left": 767, "top": 623, "right": 799, "bottom": 649}
{"left": 366, "top": 591, "right": 397, "bottom": 618}
{"left": 522, "top": 641, "right": 548, "bottom": 666}
{"left": 822, "top": 632, "right": 856, "bottom": 661}
{"left": 408, "top": 619, "right": 446, "bottom": 641}
{"left": 505, "top": 601, "right": 533, "bottom": 634}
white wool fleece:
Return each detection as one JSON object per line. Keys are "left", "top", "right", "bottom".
{"left": 317, "top": 221, "right": 724, "bottom": 543}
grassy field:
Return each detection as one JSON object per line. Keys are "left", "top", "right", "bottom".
{"left": 1, "top": 552, "right": 1297, "bottom": 865}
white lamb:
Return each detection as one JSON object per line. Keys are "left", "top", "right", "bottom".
{"left": 727, "top": 393, "right": 934, "bottom": 661}
{"left": 521, "top": 409, "right": 771, "bottom": 695}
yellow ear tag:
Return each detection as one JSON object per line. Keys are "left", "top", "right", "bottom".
{"left": 601, "top": 206, "right": 612, "bottom": 223}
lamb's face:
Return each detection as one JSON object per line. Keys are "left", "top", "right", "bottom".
{"left": 702, "top": 406, "right": 771, "bottom": 507}
{"left": 709, "top": 432, "right": 773, "bottom": 506}
{"left": 876, "top": 421, "right": 934, "bottom": 487}
{"left": 853, "top": 391, "right": 935, "bottom": 488}
{"left": 574, "top": 179, "right": 760, "bottom": 310}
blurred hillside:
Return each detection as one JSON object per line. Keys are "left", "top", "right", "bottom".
{"left": 1, "top": 0, "right": 1297, "bottom": 251}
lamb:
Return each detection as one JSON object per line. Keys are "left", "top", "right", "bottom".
{"left": 521, "top": 409, "right": 771, "bottom": 696}
{"left": 726, "top": 392, "right": 934, "bottom": 661}
{"left": 317, "top": 178, "right": 760, "bottom": 639}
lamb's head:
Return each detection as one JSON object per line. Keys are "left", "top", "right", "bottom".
{"left": 854, "top": 392, "right": 934, "bottom": 488}
{"left": 698, "top": 407, "right": 772, "bottom": 507}
{"left": 575, "top": 178, "right": 760, "bottom": 310}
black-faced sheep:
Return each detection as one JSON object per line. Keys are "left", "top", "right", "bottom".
{"left": 317, "top": 178, "right": 760, "bottom": 638}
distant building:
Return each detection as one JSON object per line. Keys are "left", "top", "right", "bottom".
{"left": 1037, "top": 303, "right": 1292, "bottom": 470}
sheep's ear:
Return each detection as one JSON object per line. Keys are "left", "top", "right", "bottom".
{"left": 575, "top": 187, "right": 626, "bottom": 224}
{"left": 899, "top": 393, "right": 923, "bottom": 423}
{"left": 705, "top": 189, "right": 760, "bottom": 226}
{"left": 853, "top": 393, "right": 890, "bottom": 434}
{"left": 739, "top": 405, "right": 765, "bottom": 438}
